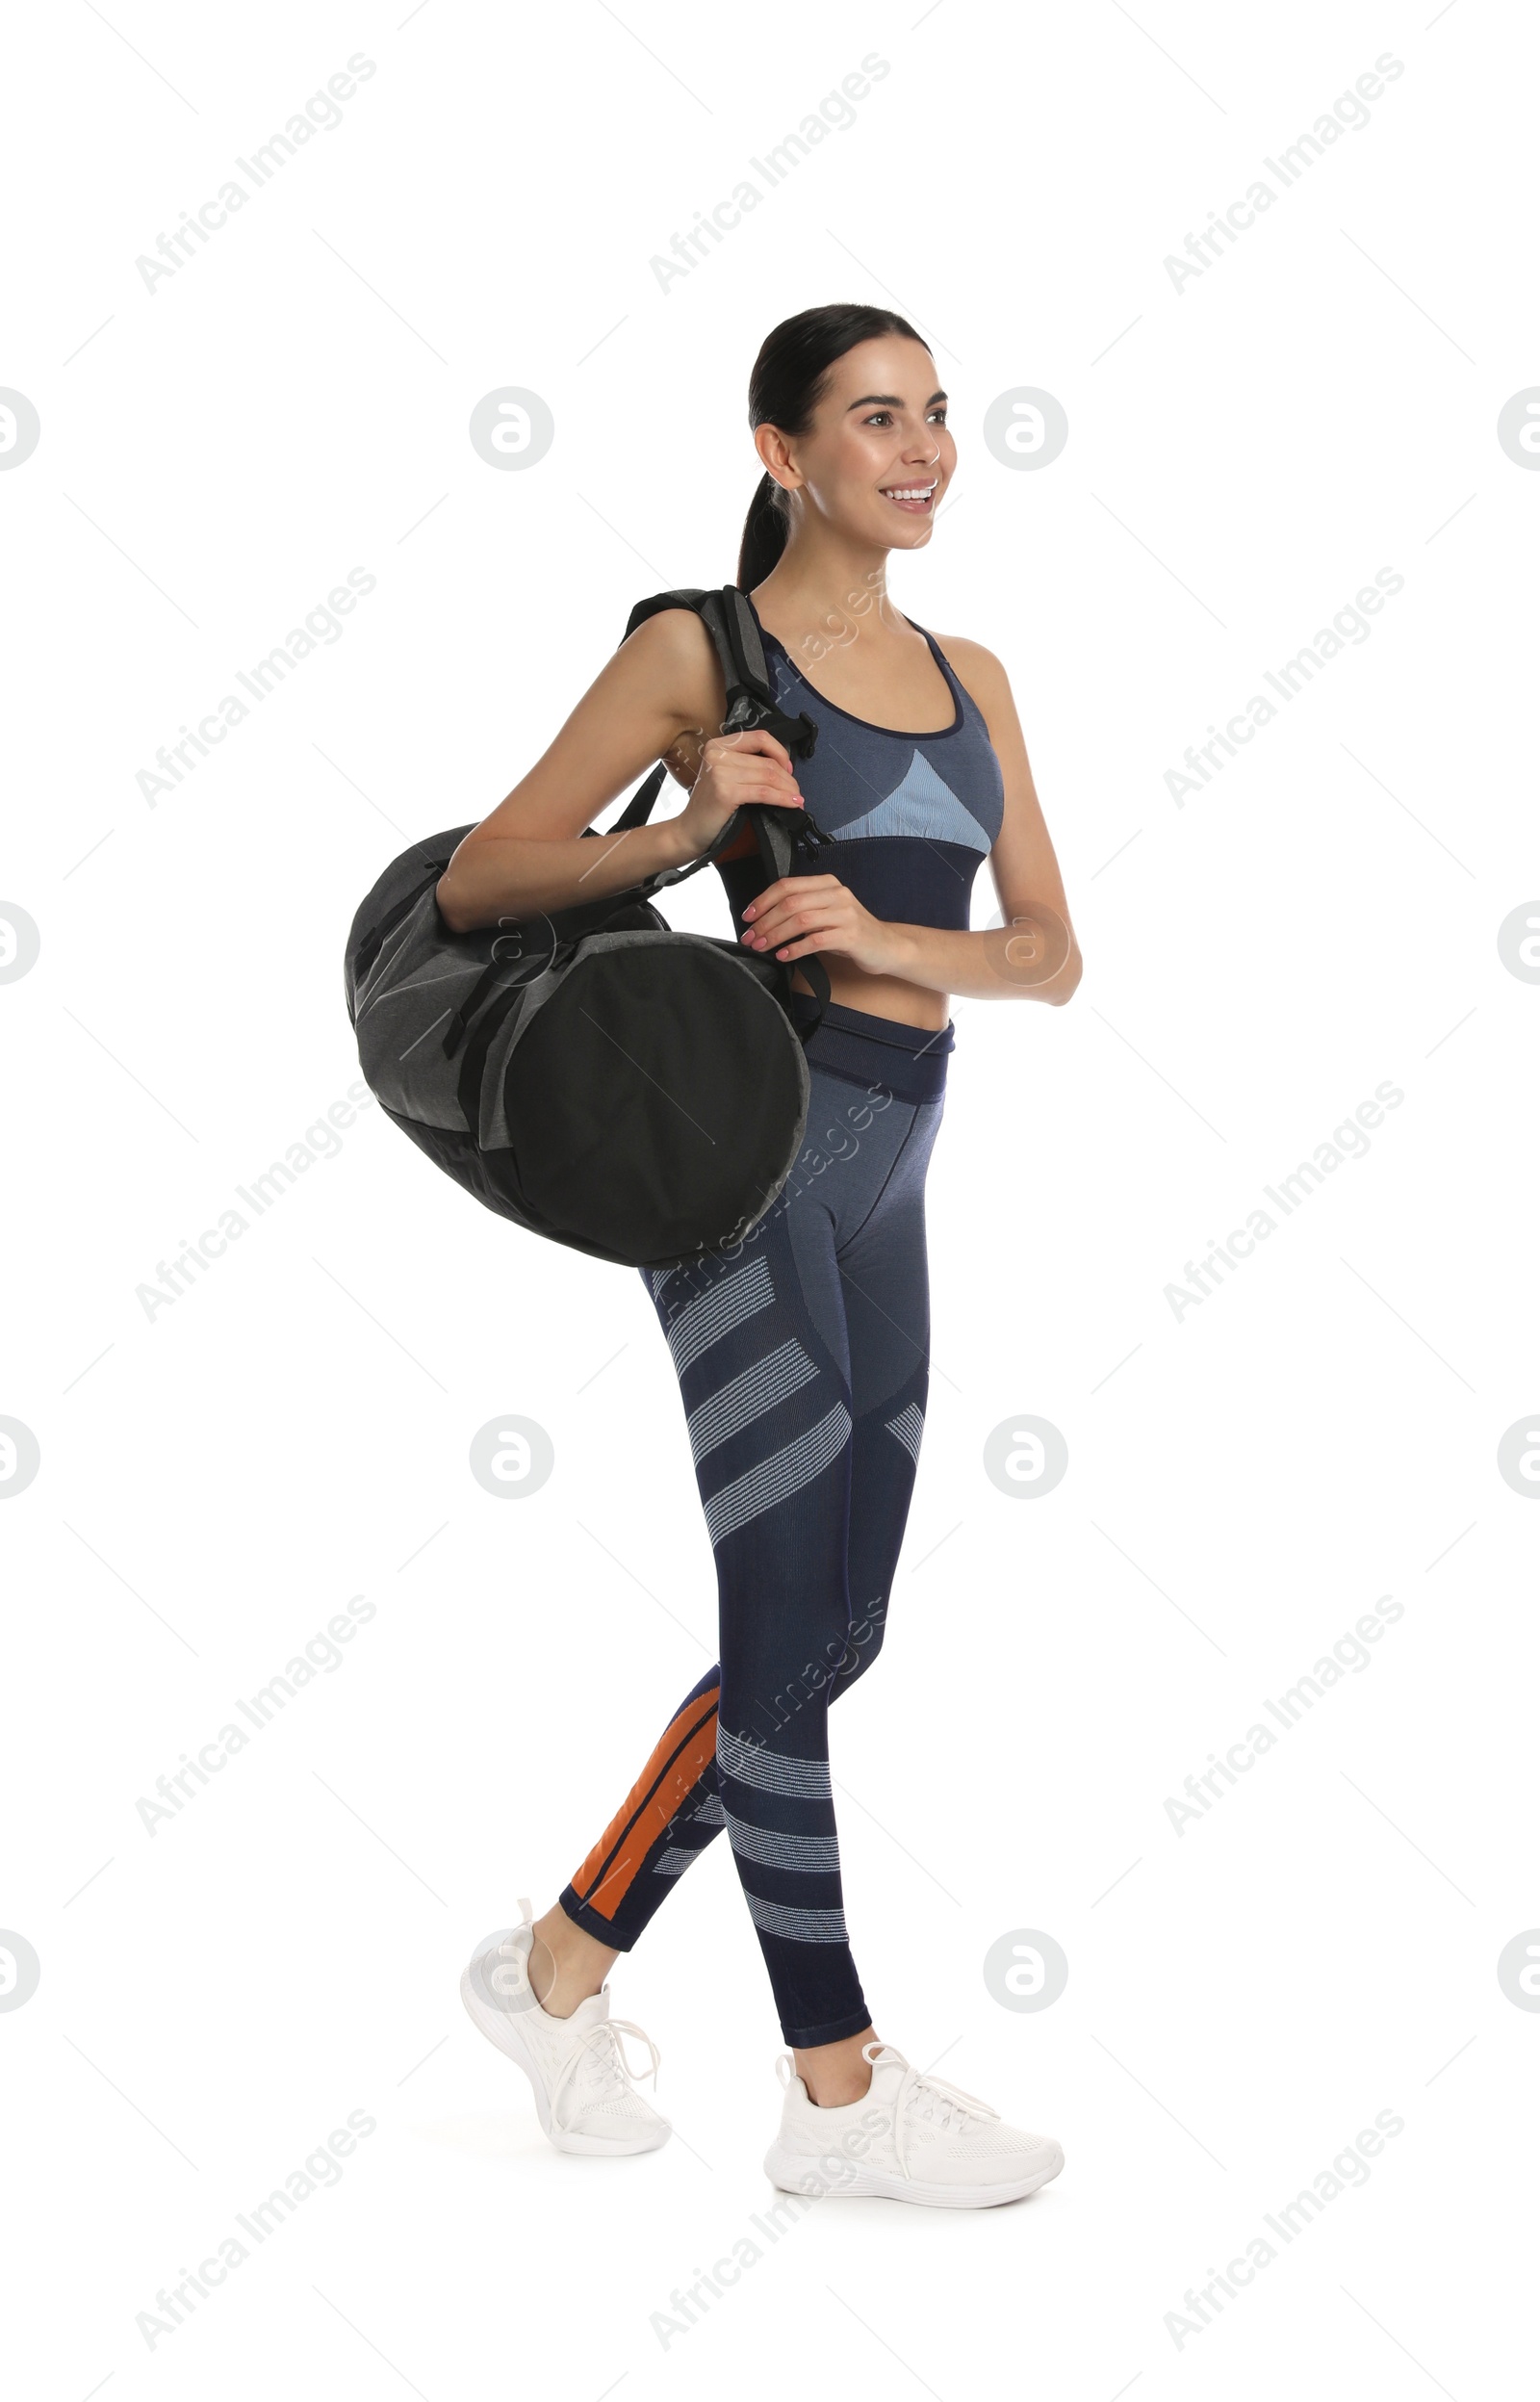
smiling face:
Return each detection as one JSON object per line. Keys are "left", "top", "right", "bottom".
{"left": 756, "top": 336, "right": 955, "bottom": 553}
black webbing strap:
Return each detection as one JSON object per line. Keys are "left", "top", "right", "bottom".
{"left": 608, "top": 761, "right": 668, "bottom": 835}
{"left": 790, "top": 949, "right": 832, "bottom": 1032}
{"left": 613, "top": 586, "right": 819, "bottom": 823}
{"left": 707, "top": 587, "right": 820, "bottom": 761}
{"left": 444, "top": 586, "right": 836, "bottom": 1057}
{"left": 745, "top": 797, "right": 831, "bottom": 1036}
{"left": 442, "top": 920, "right": 549, "bottom": 1056}
{"left": 582, "top": 583, "right": 834, "bottom": 906}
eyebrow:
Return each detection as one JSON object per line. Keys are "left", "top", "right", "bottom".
{"left": 845, "top": 390, "right": 949, "bottom": 412}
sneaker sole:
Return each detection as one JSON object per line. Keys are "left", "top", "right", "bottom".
{"left": 459, "top": 1961, "right": 670, "bottom": 2157}
{"left": 762, "top": 2137, "right": 1064, "bottom": 2208}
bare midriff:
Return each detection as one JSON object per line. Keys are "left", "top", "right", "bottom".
{"left": 788, "top": 960, "right": 948, "bottom": 1032}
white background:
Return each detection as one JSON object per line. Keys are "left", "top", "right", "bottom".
{"left": 4, "top": 1, "right": 1537, "bottom": 2394}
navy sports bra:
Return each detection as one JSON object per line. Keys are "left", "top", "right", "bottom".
{"left": 713, "top": 598, "right": 1006, "bottom": 937}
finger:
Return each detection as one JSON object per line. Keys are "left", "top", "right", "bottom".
{"left": 741, "top": 875, "right": 835, "bottom": 919}
{"left": 741, "top": 902, "right": 807, "bottom": 939}
{"left": 706, "top": 726, "right": 794, "bottom": 771}
{"left": 710, "top": 759, "right": 797, "bottom": 797}
{"left": 741, "top": 915, "right": 805, "bottom": 947}
{"left": 710, "top": 768, "right": 797, "bottom": 807}
{"left": 745, "top": 910, "right": 837, "bottom": 950}
{"left": 769, "top": 906, "right": 848, "bottom": 947}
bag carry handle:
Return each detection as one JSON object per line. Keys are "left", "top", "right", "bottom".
{"left": 603, "top": 592, "right": 818, "bottom": 838}
{"left": 444, "top": 587, "right": 835, "bottom": 1052}
{"left": 604, "top": 585, "right": 823, "bottom": 859}
{"left": 620, "top": 585, "right": 820, "bottom": 767}
{"left": 741, "top": 795, "right": 832, "bottom": 1036}
{"left": 586, "top": 586, "right": 836, "bottom": 1030}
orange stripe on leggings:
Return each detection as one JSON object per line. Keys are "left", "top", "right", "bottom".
{"left": 570, "top": 1688, "right": 721, "bottom": 1921}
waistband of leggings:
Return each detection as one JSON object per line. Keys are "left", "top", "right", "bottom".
{"left": 789, "top": 992, "right": 954, "bottom": 1102}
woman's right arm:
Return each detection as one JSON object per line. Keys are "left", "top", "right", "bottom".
{"left": 435, "top": 607, "right": 806, "bottom": 933}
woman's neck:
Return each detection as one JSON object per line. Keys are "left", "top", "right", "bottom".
{"left": 751, "top": 546, "right": 912, "bottom": 661}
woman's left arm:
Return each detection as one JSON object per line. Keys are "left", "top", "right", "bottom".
{"left": 739, "top": 636, "right": 1083, "bottom": 1004}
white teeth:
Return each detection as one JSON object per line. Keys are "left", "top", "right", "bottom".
{"left": 883, "top": 484, "right": 936, "bottom": 501}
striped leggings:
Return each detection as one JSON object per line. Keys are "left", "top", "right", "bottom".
{"left": 559, "top": 1000, "right": 950, "bottom": 2047}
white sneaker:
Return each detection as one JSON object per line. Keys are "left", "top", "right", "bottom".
{"left": 762, "top": 2040, "right": 1063, "bottom": 2208}
{"left": 460, "top": 1898, "right": 671, "bottom": 2157}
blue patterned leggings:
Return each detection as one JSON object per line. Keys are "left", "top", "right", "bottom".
{"left": 559, "top": 999, "right": 950, "bottom": 2047}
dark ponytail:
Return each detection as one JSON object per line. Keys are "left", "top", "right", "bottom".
{"left": 736, "top": 303, "right": 924, "bottom": 591}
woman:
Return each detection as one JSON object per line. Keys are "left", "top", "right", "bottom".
{"left": 444, "top": 303, "right": 1082, "bottom": 2208}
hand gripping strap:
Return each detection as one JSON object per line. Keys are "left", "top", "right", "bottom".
{"left": 741, "top": 798, "right": 831, "bottom": 1034}
{"left": 472, "top": 587, "right": 833, "bottom": 1037}
{"left": 617, "top": 588, "right": 834, "bottom": 1032}
{"left": 601, "top": 585, "right": 834, "bottom": 901}
{"left": 620, "top": 585, "right": 820, "bottom": 772}
{"left": 574, "top": 586, "right": 808, "bottom": 854}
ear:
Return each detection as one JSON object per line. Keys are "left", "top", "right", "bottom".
{"left": 753, "top": 422, "right": 800, "bottom": 492}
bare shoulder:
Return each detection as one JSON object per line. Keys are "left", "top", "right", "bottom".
{"left": 616, "top": 605, "right": 726, "bottom": 733}
{"left": 926, "top": 631, "right": 1008, "bottom": 685}
{"left": 925, "top": 632, "right": 1017, "bottom": 728}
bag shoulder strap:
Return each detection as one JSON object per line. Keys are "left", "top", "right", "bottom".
{"left": 606, "top": 586, "right": 819, "bottom": 835}
{"left": 624, "top": 584, "right": 818, "bottom": 750}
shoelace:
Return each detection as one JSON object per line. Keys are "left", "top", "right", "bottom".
{"left": 492, "top": 1909, "right": 661, "bottom": 2130}
{"left": 549, "top": 2017, "right": 662, "bottom": 2131}
{"left": 883, "top": 2052, "right": 1000, "bottom": 2181}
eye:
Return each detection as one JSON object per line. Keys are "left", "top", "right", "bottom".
{"left": 863, "top": 406, "right": 948, "bottom": 428}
